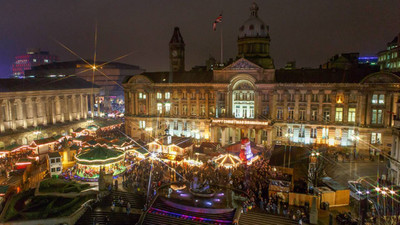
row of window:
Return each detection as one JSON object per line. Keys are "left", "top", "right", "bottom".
{"left": 50, "top": 158, "right": 61, "bottom": 163}
{"left": 138, "top": 92, "right": 386, "bottom": 106}
{"left": 276, "top": 127, "right": 382, "bottom": 144}
{"left": 155, "top": 103, "right": 213, "bottom": 116}
{"left": 378, "top": 52, "right": 398, "bottom": 61}
{"left": 276, "top": 107, "right": 357, "bottom": 123}
{"left": 51, "top": 167, "right": 61, "bottom": 173}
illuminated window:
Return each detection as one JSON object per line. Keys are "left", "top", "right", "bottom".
{"left": 44, "top": 59, "right": 49, "bottom": 63}
{"left": 311, "top": 128, "right": 317, "bottom": 138}
{"left": 348, "top": 108, "right": 356, "bottom": 122}
{"left": 139, "top": 120, "right": 146, "bottom": 128}
{"left": 33, "top": 59, "right": 37, "bottom": 62}
{"left": 311, "top": 109, "right": 318, "bottom": 121}
{"left": 276, "top": 127, "right": 282, "bottom": 137}
{"left": 139, "top": 93, "right": 143, "bottom": 99}
{"left": 348, "top": 129, "right": 355, "bottom": 140}
{"left": 299, "top": 127, "right": 305, "bottom": 138}
{"left": 322, "top": 128, "right": 329, "bottom": 139}
{"left": 165, "top": 92, "right": 170, "bottom": 99}
{"left": 157, "top": 92, "right": 162, "bottom": 99}
{"left": 371, "top": 109, "right": 383, "bottom": 124}
{"left": 200, "top": 105, "right": 205, "bottom": 116}
{"left": 371, "top": 132, "right": 382, "bottom": 144}
{"left": 378, "top": 95, "right": 385, "bottom": 104}
{"left": 165, "top": 103, "right": 171, "bottom": 114}
{"left": 157, "top": 103, "right": 162, "bottom": 114}
{"left": 335, "top": 108, "right": 343, "bottom": 122}
{"left": 323, "top": 110, "right": 330, "bottom": 122}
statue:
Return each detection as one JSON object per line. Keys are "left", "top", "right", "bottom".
{"left": 190, "top": 175, "right": 213, "bottom": 196}
{"left": 240, "top": 138, "right": 253, "bottom": 161}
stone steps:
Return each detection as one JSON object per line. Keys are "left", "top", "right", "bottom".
{"left": 239, "top": 211, "right": 298, "bottom": 225}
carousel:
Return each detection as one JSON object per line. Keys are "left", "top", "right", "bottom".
{"left": 212, "top": 154, "right": 242, "bottom": 169}
{"left": 75, "top": 145, "right": 126, "bottom": 179}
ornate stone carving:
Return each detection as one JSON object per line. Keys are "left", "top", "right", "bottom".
{"left": 224, "top": 58, "right": 260, "bottom": 70}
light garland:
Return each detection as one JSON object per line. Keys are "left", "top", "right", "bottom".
{"left": 183, "top": 158, "right": 203, "bottom": 167}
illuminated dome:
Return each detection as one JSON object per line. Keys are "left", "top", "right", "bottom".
{"left": 238, "top": 2, "right": 269, "bottom": 38}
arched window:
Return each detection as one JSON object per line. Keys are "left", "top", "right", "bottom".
{"left": 232, "top": 80, "right": 255, "bottom": 119}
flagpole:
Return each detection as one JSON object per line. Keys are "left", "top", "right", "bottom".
{"left": 220, "top": 24, "right": 223, "bottom": 64}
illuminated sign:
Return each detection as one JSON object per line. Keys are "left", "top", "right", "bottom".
{"left": 211, "top": 119, "right": 269, "bottom": 126}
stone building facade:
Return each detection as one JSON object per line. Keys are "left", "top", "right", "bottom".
{"left": 123, "top": 3, "right": 400, "bottom": 155}
{"left": 0, "top": 76, "right": 100, "bottom": 146}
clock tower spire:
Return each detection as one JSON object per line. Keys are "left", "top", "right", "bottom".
{"left": 169, "top": 27, "right": 185, "bottom": 72}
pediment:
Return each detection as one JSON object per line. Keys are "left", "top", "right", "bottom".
{"left": 126, "top": 75, "right": 153, "bottom": 84}
{"left": 223, "top": 58, "right": 262, "bottom": 70}
{"left": 361, "top": 72, "right": 400, "bottom": 84}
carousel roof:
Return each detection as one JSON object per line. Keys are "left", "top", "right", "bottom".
{"left": 76, "top": 146, "right": 124, "bottom": 164}
{"left": 213, "top": 153, "right": 242, "bottom": 167}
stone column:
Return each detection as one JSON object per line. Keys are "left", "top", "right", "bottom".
{"left": 80, "top": 94, "right": 84, "bottom": 119}
{"left": 341, "top": 128, "right": 348, "bottom": 146}
{"left": 134, "top": 92, "right": 139, "bottom": 115}
{"left": 188, "top": 90, "right": 192, "bottom": 116}
{"left": 0, "top": 101, "right": 4, "bottom": 132}
{"left": 196, "top": 91, "right": 200, "bottom": 116}
{"left": 392, "top": 93, "right": 398, "bottom": 126}
{"left": 83, "top": 94, "right": 88, "bottom": 119}
{"left": 146, "top": 91, "right": 150, "bottom": 116}
{"left": 65, "top": 95, "right": 72, "bottom": 121}
{"left": 90, "top": 94, "right": 94, "bottom": 118}
{"left": 32, "top": 97, "right": 38, "bottom": 126}
{"left": 283, "top": 92, "right": 288, "bottom": 120}
{"left": 385, "top": 93, "right": 391, "bottom": 126}
{"left": 221, "top": 127, "right": 226, "bottom": 146}
{"left": 51, "top": 97, "right": 57, "bottom": 124}
{"left": 364, "top": 94, "right": 371, "bottom": 125}
{"left": 318, "top": 94, "right": 324, "bottom": 122}
{"left": 205, "top": 92, "right": 209, "bottom": 118}
{"left": 178, "top": 90, "right": 182, "bottom": 116}
{"left": 10, "top": 100, "right": 17, "bottom": 130}
{"left": 41, "top": 97, "right": 48, "bottom": 126}
{"left": 21, "top": 98, "right": 28, "bottom": 129}
{"left": 306, "top": 93, "right": 311, "bottom": 121}
{"left": 255, "top": 129, "right": 260, "bottom": 144}
{"left": 294, "top": 92, "right": 300, "bottom": 121}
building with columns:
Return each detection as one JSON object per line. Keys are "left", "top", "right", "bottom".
{"left": 123, "top": 3, "right": 400, "bottom": 155}
{"left": 0, "top": 76, "right": 100, "bottom": 146}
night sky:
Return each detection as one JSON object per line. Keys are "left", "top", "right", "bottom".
{"left": 0, "top": 0, "right": 399, "bottom": 77}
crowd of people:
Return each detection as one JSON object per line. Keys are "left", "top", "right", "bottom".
{"left": 117, "top": 152, "right": 309, "bottom": 223}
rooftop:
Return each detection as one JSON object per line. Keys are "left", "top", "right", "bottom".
{"left": 0, "top": 76, "right": 98, "bottom": 92}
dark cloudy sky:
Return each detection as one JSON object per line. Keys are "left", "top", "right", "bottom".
{"left": 0, "top": 0, "right": 399, "bottom": 77}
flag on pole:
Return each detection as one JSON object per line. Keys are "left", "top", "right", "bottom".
{"left": 213, "top": 14, "right": 222, "bottom": 31}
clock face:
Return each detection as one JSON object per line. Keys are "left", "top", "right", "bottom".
{"left": 172, "top": 50, "right": 178, "bottom": 57}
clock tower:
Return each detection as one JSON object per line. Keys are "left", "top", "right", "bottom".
{"left": 169, "top": 27, "right": 185, "bottom": 72}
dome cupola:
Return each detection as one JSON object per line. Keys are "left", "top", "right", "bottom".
{"left": 238, "top": 2, "right": 269, "bottom": 39}
{"left": 237, "top": 2, "right": 274, "bottom": 69}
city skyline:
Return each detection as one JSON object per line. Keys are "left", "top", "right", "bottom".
{"left": 0, "top": 0, "right": 399, "bottom": 77}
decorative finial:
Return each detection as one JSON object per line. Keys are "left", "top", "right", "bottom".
{"left": 250, "top": 2, "right": 259, "bottom": 17}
